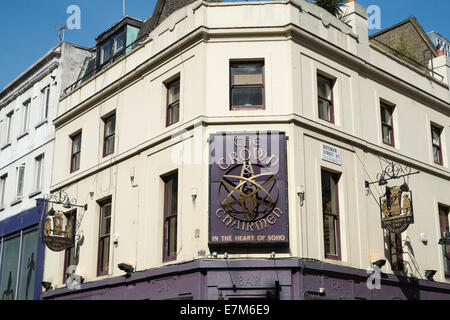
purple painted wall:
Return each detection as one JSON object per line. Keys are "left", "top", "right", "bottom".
{"left": 41, "top": 259, "right": 450, "bottom": 300}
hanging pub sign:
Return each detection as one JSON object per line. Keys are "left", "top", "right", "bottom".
{"left": 42, "top": 210, "right": 76, "bottom": 252}
{"left": 209, "top": 131, "right": 289, "bottom": 247}
{"left": 380, "top": 186, "right": 414, "bottom": 234}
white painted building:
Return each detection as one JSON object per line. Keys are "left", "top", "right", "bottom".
{"left": 0, "top": 42, "right": 91, "bottom": 300}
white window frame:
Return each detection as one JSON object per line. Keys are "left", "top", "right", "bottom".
{"left": 5, "top": 111, "right": 13, "bottom": 145}
{"left": 0, "top": 175, "right": 7, "bottom": 208}
{"left": 21, "top": 100, "right": 31, "bottom": 135}
{"left": 34, "top": 155, "right": 44, "bottom": 192}
{"left": 16, "top": 164, "right": 25, "bottom": 199}
{"left": 41, "top": 86, "right": 50, "bottom": 121}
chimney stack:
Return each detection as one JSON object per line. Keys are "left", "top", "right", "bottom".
{"left": 344, "top": 0, "right": 370, "bottom": 60}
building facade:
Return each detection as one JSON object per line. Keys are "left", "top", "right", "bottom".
{"left": 428, "top": 31, "right": 450, "bottom": 58}
{"left": 41, "top": 0, "right": 450, "bottom": 300}
{"left": 0, "top": 42, "right": 91, "bottom": 300}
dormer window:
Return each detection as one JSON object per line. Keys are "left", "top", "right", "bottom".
{"left": 100, "top": 31, "right": 126, "bottom": 65}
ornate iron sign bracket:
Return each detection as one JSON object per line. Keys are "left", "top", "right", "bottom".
{"left": 365, "top": 161, "right": 420, "bottom": 189}
{"left": 43, "top": 190, "right": 88, "bottom": 211}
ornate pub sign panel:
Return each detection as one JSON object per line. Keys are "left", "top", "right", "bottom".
{"left": 42, "top": 211, "right": 76, "bottom": 252}
{"left": 209, "top": 131, "right": 289, "bottom": 247}
{"left": 380, "top": 187, "right": 414, "bottom": 233}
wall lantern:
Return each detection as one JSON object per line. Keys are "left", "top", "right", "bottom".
{"left": 438, "top": 232, "right": 450, "bottom": 261}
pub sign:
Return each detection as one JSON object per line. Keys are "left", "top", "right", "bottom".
{"left": 209, "top": 131, "right": 289, "bottom": 247}
{"left": 380, "top": 187, "right": 414, "bottom": 234}
{"left": 42, "top": 210, "right": 76, "bottom": 252}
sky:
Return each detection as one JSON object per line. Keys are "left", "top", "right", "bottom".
{"left": 0, "top": 0, "right": 449, "bottom": 90}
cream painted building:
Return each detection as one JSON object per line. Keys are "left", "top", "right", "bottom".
{"left": 42, "top": 0, "right": 450, "bottom": 300}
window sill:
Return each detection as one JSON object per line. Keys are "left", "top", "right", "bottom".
{"left": 28, "top": 190, "right": 42, "bottom": 199}
{"left": 11, "top": 199, "right": 22, "bottom": 207}
{"left": 17, "top": 132, "right": 29, "bottom": 141}
{"left": 35, "top": 119, "right": 48, "bottom": 129}
{"left": 0, "top": 143, "right": 11, "bottom": 151}
{"left": 231, "top": 106, "right": 265, "bottom": 111}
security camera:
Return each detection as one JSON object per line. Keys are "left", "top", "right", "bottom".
{"left": 118, "top": 263, "right": 134, "bottom": 277}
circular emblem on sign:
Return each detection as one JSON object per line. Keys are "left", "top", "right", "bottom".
{"left": 219, "top": 161, "right": 279, "bottom": 222}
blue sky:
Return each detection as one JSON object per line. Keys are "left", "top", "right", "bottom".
{"left": 0, "top": 0, "right": 449, "bottom": 90}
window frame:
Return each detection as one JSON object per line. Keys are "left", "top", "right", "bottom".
{"left": 431, "top": 124, "right": 443, "bottom": 165}
{"left": 103, "top": 113, "right": 116, "bottom": 157}
{"left": 41, "top": 85, "right": 50, "bottom": 121}
{"left": 16, "top": 164, "right": 25, "bottom": 199}
{"left": 70, "top": 132, "right": 82, "bottom": 173}
{"left": 63, "top": 245, "right": 76, "bottom": 284}
{"left": 5, "top": 111, "right": 14, "bottom": 145}
{"left": 162, "top": 172, "right": 178, "bottom": 262}
{"left": 317, "top": 74, "right": 335, "bottom": 124}
{"left": 21, "top": 100, "right": 31, "bottom": 135}
{"left": 97, "top": 198, "right": 112, "bottom": 276}
{"left": 230, "top": 61, "right": 265, "bottom": 110}
{"left": 166, "top": 78, "right": 180, "bottom": 127}
{"left": 438, "top": 204, "right": 450, "bottom": 278}
{"left": 321, "top": 169, "right": 342, "bottom": 261}
{"left": 34, "top": 154, "right": 44, "bottom": 192}
{"left": 380, "top": 102, "right": 395, "bottom": 147}
{"left": 0, "top": 174, "right": 7, "bottom": 208}
{"left": 100, "top": 31, "right": 126, "bottom": 66}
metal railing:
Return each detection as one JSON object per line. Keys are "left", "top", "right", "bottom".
{"left": 371, "top": 38, "right": 444, "bottom": 82}
{"left": 63, "top": 33, "right": 149, "bottom": 96}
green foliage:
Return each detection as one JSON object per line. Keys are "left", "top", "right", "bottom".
{"left": 310, "top": 0, "right": 350, "bottom": 23}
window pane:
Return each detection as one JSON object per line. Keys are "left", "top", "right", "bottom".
{"left": 18, "top": 231, "right": 38, "bottom": 300}
{"left": 0, "top": 237, "right": 20, "bottom": 300}
{"left": 323, "top": 215, "right": 337, "bottom": 256}
{"left": 232, "top": 87, "right": 263, "bottom": 107}
{"left": 439, "top": 206, "right": 450, "bottom": 274}
{"left": 0, "top": 176, "right": 6, "bottom": 207}
{"left": 22, "top": 103, "right": 30, "bottom": 133}
{"left": 318, "top": 99, "right": 331, "bottom": 121}
{"left": 164, "top": 174, "right": 178, "bottom": 260}
{"left": 35, "top": 157, "right": 43, "bottom": 191}
{"left": 168, "top": 217, "right": 177, "bottom": 257}
{"left": 382, "top": 125, "right": 392, "bottom": 145}
{"left": 114, "top": 32, "right": 125, "bottom": 53}
{"left": 432, "top": 127, "right": 440, "bottom": 143}
{"left": 168, "top": 82, "right": 180, "bottom": 104}
{"left": 100, "top": 237, "right": 110, "bottom": 274}
{"left": 231, "top": 64, "right": 263, "bottom": 85}
{"left": 6, "top": 113, "right": 13, "bottom": 143}
{"left": 317, "top": 76, "right": 332, "bottom": 100}
{"left": 105, "top": 136, "right": 115, "bottom": 155}
{"left": 105, "top": 117, "right": 115, "bottom": 136}
{"left": 17, "top": 166, "right": 25, "bottom": 197}
{"left": 169, "top": 102, "right": 180, "bottom": 125}
{"left": 72, "top": 135, "right": 81, "bottom": 154}
{"left": 321, "top": 172, "right": 337, "bottom": 214}
{"left": 42, "top": 87, "right": 50, "bottom": 120}
{"left": 72, "top": 153, "right": 80, "bottom": 172}
{"left": 433, "top": 146, "right": 441, "bottom": 164}
{"left": 381, "top": 106, "right": 392, "bottom": 124}
{"left": 101, "top": 41, "right": 112, "bottom": 64}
